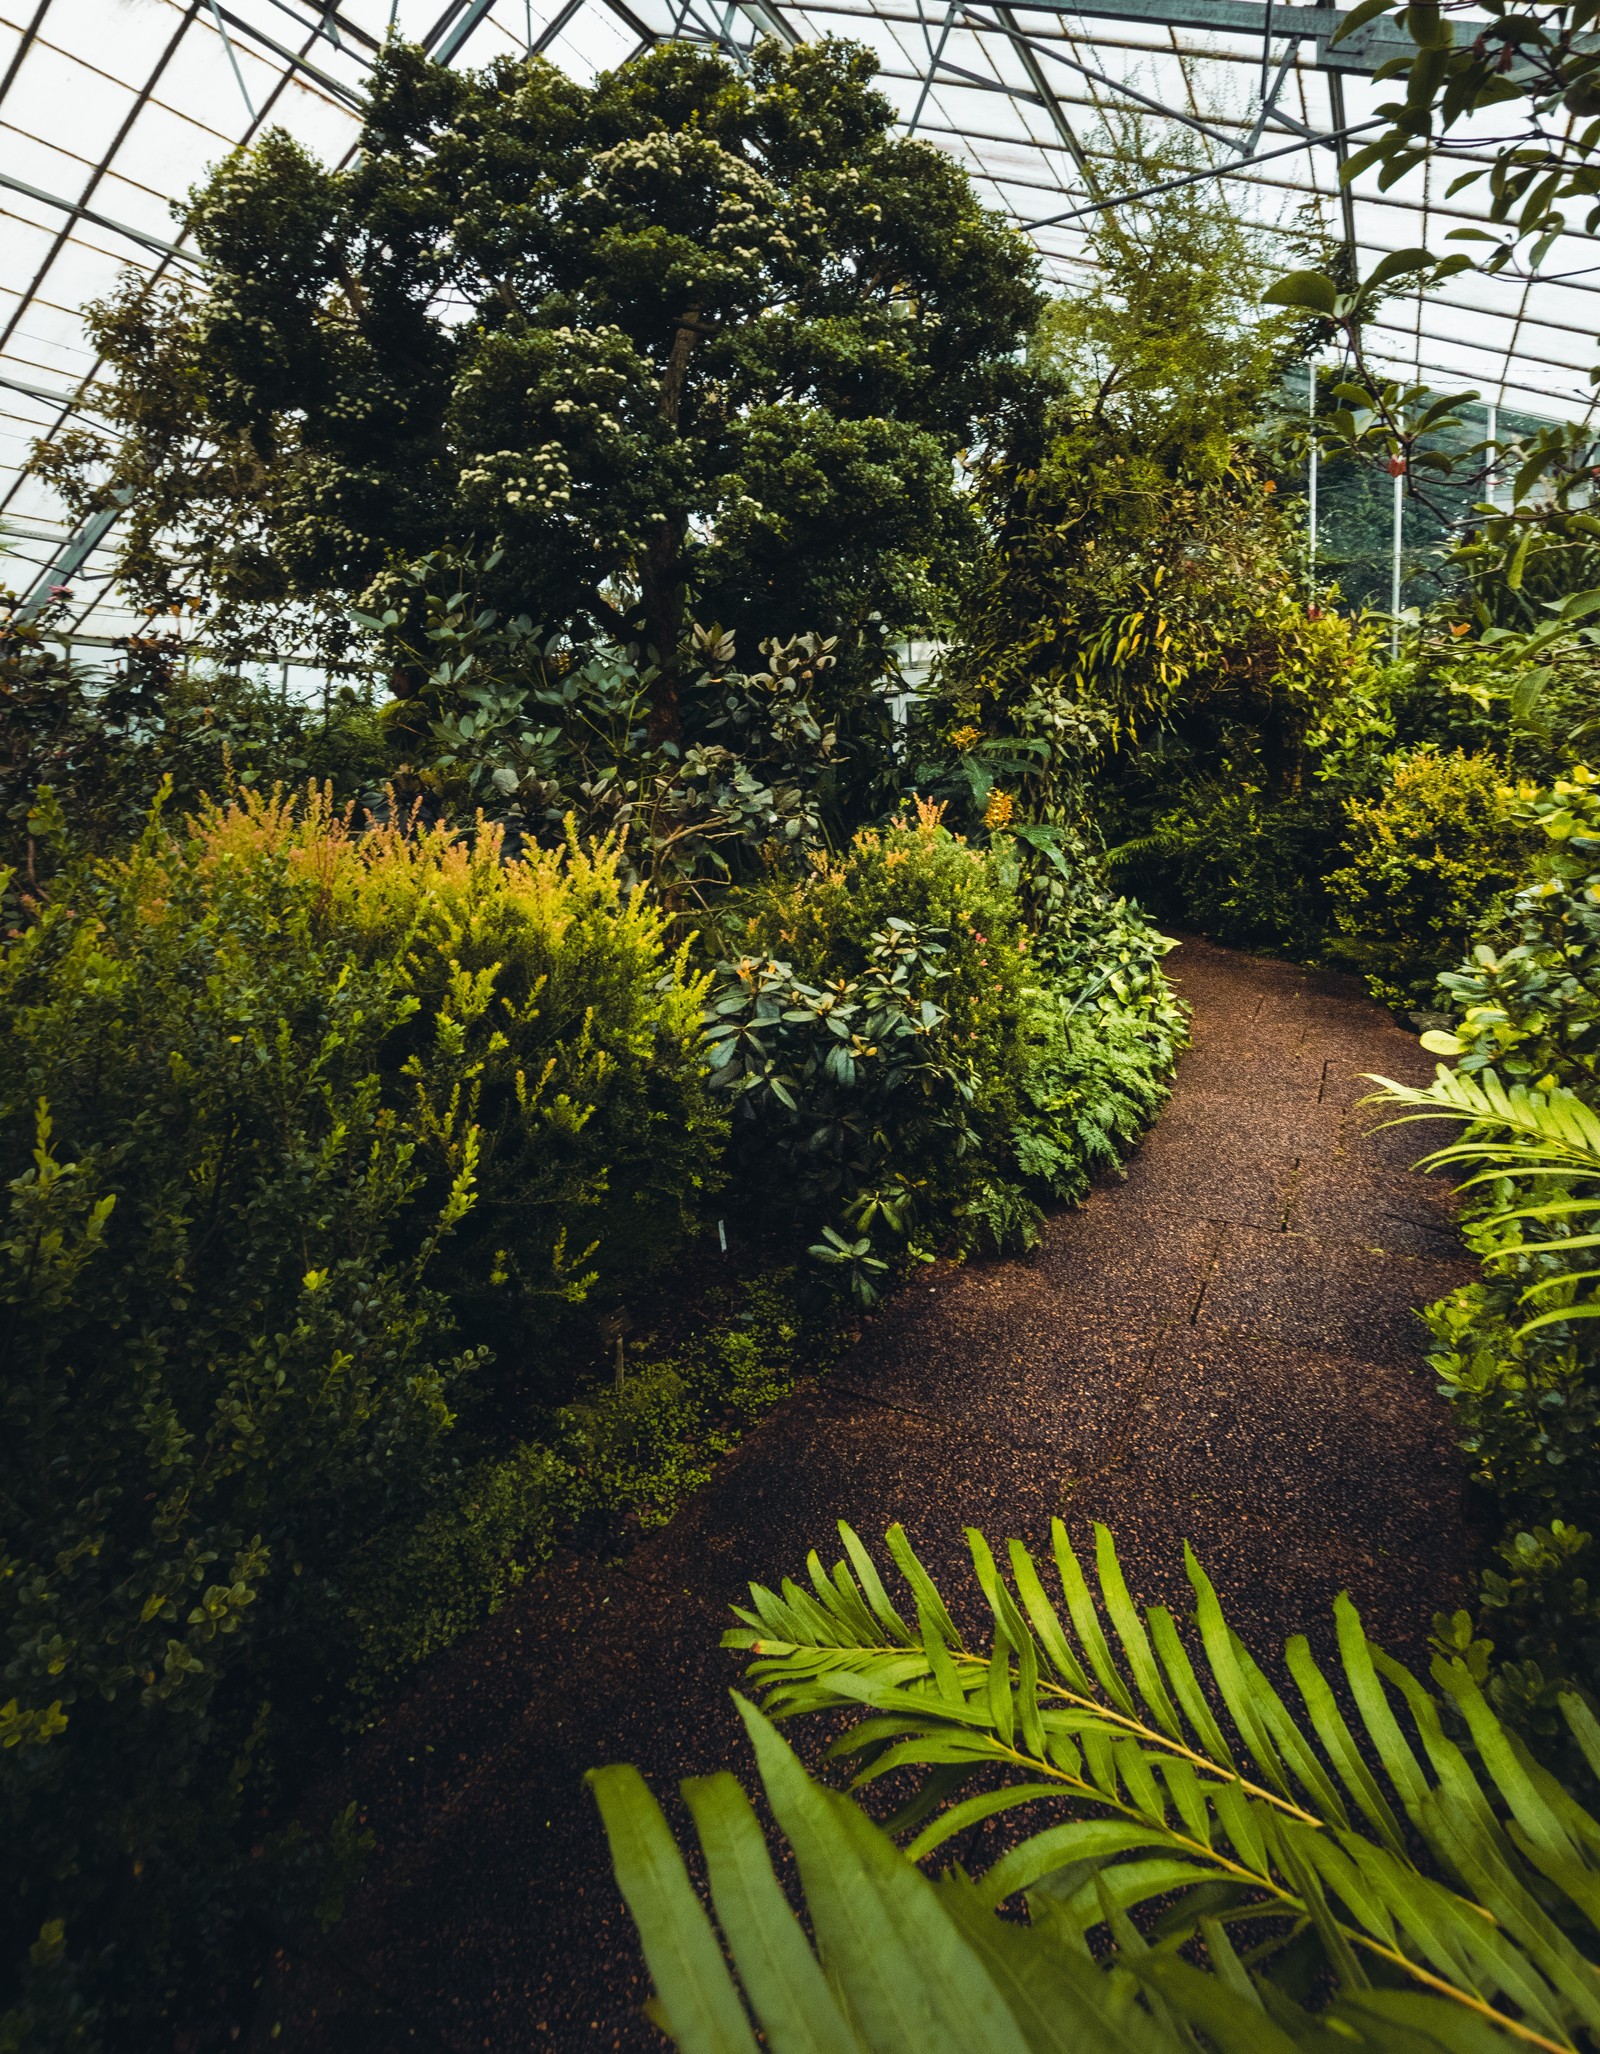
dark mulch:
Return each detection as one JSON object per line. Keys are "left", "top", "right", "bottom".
{"left": 254, "top": 937, "right": 1480, "bottom": 2053}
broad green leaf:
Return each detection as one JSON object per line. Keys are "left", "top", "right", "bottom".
{"left": 1265, "top": 270, "right": 1339, "bottom": 315}
{"left": 587, "top": 1765, "right": 761, "bottom": 2054}
{"left": 1130, "top": 1953, "right": 1304, "bottom": 2054}
{"left": 905, "top": 1781, "right": 1075, "bottom": 1865}
{"left": 885, "top": 1524, "right": 966, "bottom": 1651}
{"left": 1330, "top": 0, "right": 1397, "bottom": 43}
{"left": 737, "top": 1696, "right": 1025, "bottom": 2054}
{"left": 840, "top": 1523, "right": 913, "bottom": 1642}
{"left": 682, "top": 1773, "right": 864, "bottom": 2054}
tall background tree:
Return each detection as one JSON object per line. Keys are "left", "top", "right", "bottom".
{"left": 41, "top": 36, "right": 1040, "bottom": 734}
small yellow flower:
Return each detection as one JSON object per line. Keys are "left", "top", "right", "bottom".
{"left": 983, "top": 789, "right": 1015, "bottom": 830}
{"left": 948, "top": 724, "right": 981, "bottom": 751}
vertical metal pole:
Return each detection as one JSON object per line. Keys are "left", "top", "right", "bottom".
{"left": 1486, "top": 400, "right": 1499, "bottom": 509}
{"left": 1307, "top": 361, "right": 1318, "bottom": 592}
{"left": 1390, "top": 461, "right": 1404, "bottom": 661}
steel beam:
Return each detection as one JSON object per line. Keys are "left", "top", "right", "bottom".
{"left": 14, "top": 491, "right": 131, "bottom": 623}
{"left": 970, "top": 0, "right": 1414, "bottom": 73}
{"left": 991, "top": 2, "right": 1107, "bottom": 196}
{"left": 0, "top": 168, "right": 199, "bottom": 264}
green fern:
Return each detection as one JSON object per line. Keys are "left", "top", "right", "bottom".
{"left": 1369, "top": 1066, "right": 1600, "bottom": 1336}
{"left": 592, "top": 1520, "right": 1600, "bottom": 2052}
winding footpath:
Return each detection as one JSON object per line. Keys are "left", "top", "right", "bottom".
{"left": 270, "top": 938, "right": 1480, "bottom": 2052}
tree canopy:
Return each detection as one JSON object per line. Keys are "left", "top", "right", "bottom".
{"left": 47, "top": 37, "right": 1041, "bottom": 728}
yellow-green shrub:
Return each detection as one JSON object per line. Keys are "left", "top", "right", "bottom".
{"left": 194, "top": 788, "right": 725, "bottom": 1376}
{"left": 1329, "top": 748, "right": 1538, "bottom": 1011}
{"left": 0, "top": 789, "right": 720, "bottom": 2044}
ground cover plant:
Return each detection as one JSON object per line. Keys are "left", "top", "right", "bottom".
{"left": 594, "top": 1517, "right": 1600, "bottom": 2050}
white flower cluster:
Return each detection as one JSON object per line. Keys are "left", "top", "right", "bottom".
{"left": 462, "top": 440, "right": 574, "bottom": 514}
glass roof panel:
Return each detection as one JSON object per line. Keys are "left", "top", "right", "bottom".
{"left": 3, "top": 0, "right": 1595, "bottom": 638}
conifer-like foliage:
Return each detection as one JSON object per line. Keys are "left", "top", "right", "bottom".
{"left": 42, "top": 37, "right": 1040, "bottom": 722}
{"left": 594, "top": 1519, "right": 1600, "bottom": 2052}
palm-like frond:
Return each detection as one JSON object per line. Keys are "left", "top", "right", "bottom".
{"left": 592, "top": 1521, "right": 1600, "bottom": 2053}
{"left": 1368, "top": 1067, "right": 1600, "bottom": 1335}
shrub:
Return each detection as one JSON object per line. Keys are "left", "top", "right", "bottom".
{"left": 0, "top": 813, "right": 475, "bottom": 2045}
{"left": 707, "top": 804, "right": 1181, "bottom": 1293}
{"left": 1423, "top": 1278, "right": 1600, "bottom": 1515}
{"left": 0, "top": 789, "right": 720, "bottom": 2043}
{"left": 1432, "top": 766, "right": 1600, "bottom": 1093}
{"left": 1328, "top": 746, "right": 1537, "bottom": 1011}
{"left": 1374, "top": 1066, "right": 1600, "bottom": 1787}
{"left": 1435, "top": 1522, "right": 1600, "bottom": 1789}
{"left": 341, "top": 1274, "right": 826, "bottom": 1702}
{"left": 1107, "top": 772, "right": 1347, "bottom": 957}
{"left": 191, "top": 788, "right": 724, "bottom": 1382}
{"left": 341, "top": 1443, "right": 576, "bottom": 1699}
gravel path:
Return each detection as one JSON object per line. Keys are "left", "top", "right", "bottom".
{"left": 267, "top": 937, "right": 1479, "bottom": 2052}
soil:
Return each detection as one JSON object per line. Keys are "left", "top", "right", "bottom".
{"left": 257, "top": 936, "right": 1480, "bottom": 2052}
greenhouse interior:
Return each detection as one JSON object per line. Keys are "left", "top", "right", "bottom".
{"left": 11, "top": 0, "right": 1600, "bottom": 2040}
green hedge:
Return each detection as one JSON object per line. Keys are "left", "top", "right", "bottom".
{"left": 0, "top": 790, "right": 718, "bottom": 2046}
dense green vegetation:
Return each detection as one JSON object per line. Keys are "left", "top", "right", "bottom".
{"left": 1, "top": 39, "right": 1176, "bottom": 2049}
{"left": 582, "top": 2, "right": 1600, "bottom": 2042}
{"left": 8, "top": 0, "right": 1600, "bottom": 2041}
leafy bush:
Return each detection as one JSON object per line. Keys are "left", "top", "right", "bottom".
{"left": 362, "top": 551, "right": 860, "bottom": 905}
{"left": 706, "top": 804, "right": 1181, "bottom": 1294}
{"left": 593, "top": 1517, "right": 1600, "bottom": 2051}
{"left": 1424, "top": 1279, "right": 1600, "bottom": 1513}
{"left": 193, "top": 788, "right": 724, "bottom": 1379}
{"left": 1435, "top": 1522, "right": 1600, "bottom": 1787}
{"left": 1432, "top": 767, "right": 1600, "bottom": 1092}
{"left": 0, "top": 788, "right": 720, "bottom": 2043}
{"left": 1107, "top": 770, "right": 1349, "bottom": 956}
{"left": 1375, "top": 1065, "right": 1600, "bottom": 1785}
{"left": 0, "top": 813, "right": 474, "bottom": 2045}
{"left": 1329, "top": 746, "right": 1537, "bottom": 1010}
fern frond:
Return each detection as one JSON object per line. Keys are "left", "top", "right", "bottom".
{"left": 1367, "top": 1068, "right": 1600, "bottom": 1335}
{"left": 720, "top": 1520, "right": 1600, "bottom": 2052}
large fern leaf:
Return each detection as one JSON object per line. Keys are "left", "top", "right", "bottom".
{"left": 706, "top": 1520, "right": 1600, "bottom": 2051}
{"left": 592, "top": 1695, "right": 1539, "bottom": 2053}
{"left": 1368, "top": 1066, "right": 1600, "bottom": 1334}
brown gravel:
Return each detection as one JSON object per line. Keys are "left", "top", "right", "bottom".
{"left": 258, "top": 937, "right": 1479, "bottom": 2053}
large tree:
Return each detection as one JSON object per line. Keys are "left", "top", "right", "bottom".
{"left": 46, "top": 38, "right": 1040, "bottom": 732}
